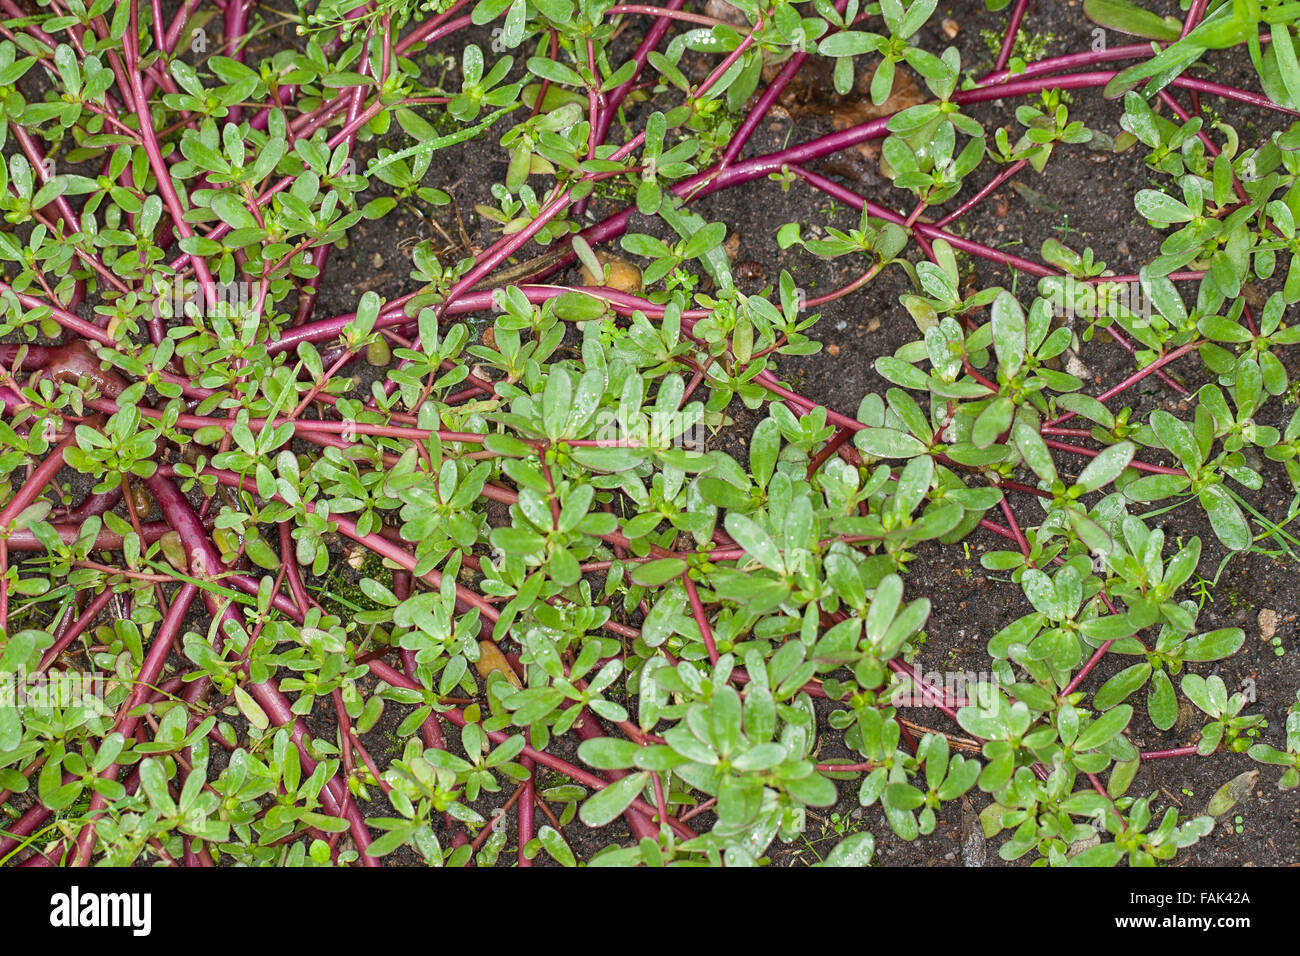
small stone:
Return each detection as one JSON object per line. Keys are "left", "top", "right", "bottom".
{"left": 723, "top": 233, "right": 741, "bottom": 261}
{"left": 371, "top": 253, "right": 384, "bottom": 269}
{"left": 827, "top": 343, "right": 840, "bottom": 357}
{"left": 1258, "top": 608, "right": 1278, "bottom": 642}
{"left": 580, "top": 253, "right": 643, "bottom": 294}
{"left": 867, "top": 317, "right": 881, "bottom": 332}
{"left": 941, "top": 17, "right": 959, "bottom": 39}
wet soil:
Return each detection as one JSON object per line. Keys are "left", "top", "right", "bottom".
{"left": 325, "top": 1, "right": 1300, "bottom": 866}
{"left": 4, "top": 0, "right": 1299, "bottom": 866}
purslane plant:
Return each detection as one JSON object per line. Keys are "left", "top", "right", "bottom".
{"left": 0, "top": 0, "right": 1297, "bottom": 868}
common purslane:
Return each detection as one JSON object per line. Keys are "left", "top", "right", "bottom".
{"left": 0, "top": 0, "right": 1297, "bottom": 868}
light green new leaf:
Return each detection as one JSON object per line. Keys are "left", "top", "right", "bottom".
{"left": 1075, "top": 704, "right": 1133, "bottom": 751}
{"left": 579, "top": 771, "right": 650, "bottom": 827}
{"left": 1074, "top": 441, "right": 1134, "bottom": 493}
{"left": 724, "top": 512, "right": 786, "bottom": 573}
{"left": 991, "top": 291, "right": 1027, "bottom": 376}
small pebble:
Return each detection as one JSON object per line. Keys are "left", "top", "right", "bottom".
{"left": 1258, "top": 608, "right": 1278, "bottom": 642}
{"left": 580, "top": 254, "right": 643, "bottom": 294}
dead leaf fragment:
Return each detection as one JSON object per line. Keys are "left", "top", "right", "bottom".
{"left": 765, "top": 61, "right": 923, "bottom": 169}
{"left": 961, "top": 797, "right": 987, "bottom": 867}
{"left": 476, "top": 640, "right": 522, "bottom": 688}
{"left": 1205, "top": 770, "right": 1259, "bottom": 817}
{"left": 1009, "top": 180, "right": 1062, "bottom": 215}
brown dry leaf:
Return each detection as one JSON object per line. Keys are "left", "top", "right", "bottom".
{"left": 752, "top": 60, "right": 923, "bottom": 172}
{"left": 355, "top": 271, "right": 392, "bottom": 292}
{"left": 862, "top": 66, "right": 925, "bottom": 115}
{"left": 476, "top": 640, "right": 522, "bottom": 688}
{"left": 833, "top": 70, "right": 923, "bottom": 158}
